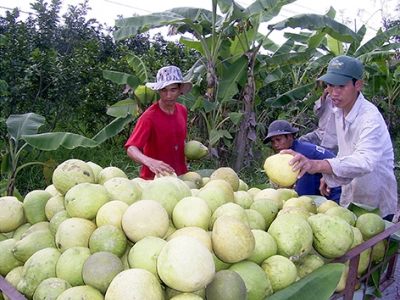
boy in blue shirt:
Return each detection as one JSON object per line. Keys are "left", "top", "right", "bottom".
{"left": 263, "top": 120, "right": 341, "bottom": 203}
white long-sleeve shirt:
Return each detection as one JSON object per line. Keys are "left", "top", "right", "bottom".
{"left": 323, "top": 93, "right": 398, "bottom": 217}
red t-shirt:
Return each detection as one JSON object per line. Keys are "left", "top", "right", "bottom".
{"left": 124, "top": 101, "right": 188, "bottom": 180}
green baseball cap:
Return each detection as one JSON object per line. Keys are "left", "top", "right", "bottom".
{"left": 317, "top": 55, "right": 363, "bottom": 85}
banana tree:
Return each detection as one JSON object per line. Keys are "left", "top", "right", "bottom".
{"left": 1, "top": 113, "right": 133, "bottom": 198}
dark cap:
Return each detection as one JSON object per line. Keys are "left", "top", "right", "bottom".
{"left": 263, "top": 120, "right": 299, "bottom": 144}
{"left": 317, "top": 55, "right": 363, "bottom": 85}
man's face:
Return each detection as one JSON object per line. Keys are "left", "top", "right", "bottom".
{"left": 158, "top": 83, "right": 182, "bottom": 107}
{"left": 269, "top": 134, "right": 294, "bottom": 153}
{"left": 326, "top": 79, "right": 362, "bottom": 113}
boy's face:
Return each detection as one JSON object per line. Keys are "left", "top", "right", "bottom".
{"left": 158, "top": 83, "right": 182, "bottom": 107}
{"left": 270, "top": 134, "right": 294, "bottom": 153}
{"left": 326, "top": 79, "right": 362, "bottom": 113}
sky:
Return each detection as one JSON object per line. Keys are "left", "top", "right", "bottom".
{"left": 1, "top": 0, "right": 398, "bottom": 43}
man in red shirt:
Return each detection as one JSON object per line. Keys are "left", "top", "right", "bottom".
{"left": 124, "top": 66, "right": 193, "bottom": 180}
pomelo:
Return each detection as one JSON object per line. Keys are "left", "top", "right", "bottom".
{"left": 267, "top": 213, "right": 313, "bottom": 261}
{"left": 205, "top": 269, "right": 246, "bottom": 300}
{"left": 121, "top": 199, "right": 169, "bottom": 243}
{"left": 212, "top": 215, "right": 255, "bottom": 263}
{"left": 233, "top": 190, "right": 254, "bottom": 209}
{"left": 277, "top": 206, "right": 311, "bottom": 220}
{"left": 105, "top": 268, "right": 164, "bottom": 300}
{"left": 209, "top": 167, "right": 240, "bottom": 192}
{"left": 261, "top": 254, "right": 298, "bottom": 292}
{"left": 172, "top": 196, "right": 211, "bottom": 231}
{"left": 97, "top": 166, "right": 128, "bottom": 185}
{"left": 282, "top": 197, "right": 309, "bottom": 211}
{"left": 12, "top": 229, "right": 56, "bottom": 262}
{"left": 33, "top": 277, "right": 71, "bottom": 300}
{"left": 294, "top": 253, "right": 325, "bottom": 278}
{"left": 166, "top": 226, "right": 212, "bottom": 252}
{"left": 44, "top": 194, "right": 65, "bottom": 221}
{"left": 89, "top": 225, "right": 127, "bottom": 257}
{"left": 95, "top": 200, "right": 129, "bottom": 228}
{"left": 238, "top": 179, "right": 249, "bottom": 191}
{"left": 298, "top": 195, "right": 317, "bottom": 214}
{"left": 253, "top": 188, "right": 283, "bottom": 208}
{"left": 276, "top": 188, "right": 298, "bottom": 201}
{"left": 170, "top": 293, "right": 204, "bottom": 300}
{"left": 23, "top": 190, "right": 53, "bottom": 224}
{"left": 245, "top": 209, "right": 267, "bottom": 231}
{"left": 308, "top": 213, "right": 354, "bottom": 259}
{"left": 11, "top": 223, "right": 31, "bottom": 240}
{"left": 127, "top": 235, "right": 167, "bottom": 281}
{"left": 52, "top": 159, "right": 95, "bottom": 195}
{"left": 325, "top": 206, "right": 357, "bottom": 226}
{"left": 317, "top": 199, "right": 339, "bottom": 214}
{"left": 263, "top": 153, "right": 299, "bottom": 188}
{"left": 3, "top": 266, "right": 23, "bottom": 300}
{"left": 103, "top": 177, "right": 142, "bottom": 205}
{"left": 56, "top": 246, "right": 91, "bottom": 286}
{"left": 355, "top": 213, "right": 385, "bottom": 240}
{"left": 181, "top": 172, "right": 203, "bottom": 189}
{"left": 246, "top": 229, "right": 277, "bottom": 265}
{"left": 19, "top": 221, "right": 49, "bottom": 238}
{"left": 0, "top": 196, "right": 25, "bottom": 233}
{"left": 184, "top": 140, "right": 208, "bottom": 160}
{"left": 247, "top": 187, "right": 261, "bottom": 198}
{"left": 44, "top": 184, "right": 60, "bottom": 196}
{"left": 209, "top": 202, "right": 249, "bottom": 230}
{"left": 372, "top": 239, "right": 387, "bottom": 262}
{"left": 86, "top": 161, "right": 103, "bottom": 183}
{"left": 56, "top": 285, "right": 104, "bottom": 300}
{"left": 165, "top": 287, "right": 206, "bottom": 299}
{"left": 228, "top": 260, "right": 273, "bottom": 300}
{"left": 157, "top": 236, "right": 215, "bottom": 292}
{"left": 212, "top": 250, "right": 232, "bottom": 272}
{"left": 55, "top": 217, "right": 97, "bottom": 252}
{"left": 82, "top": 251, "right": 124, "bottom": 294}
{"left": 0, "top": 239, "right": 24, "bottom": 276}
{"left": 64, "top": 183, "right": 110, "bottom": 220}
{"left": 197, "top": 186, "right": 229, "bottom": 213}
{"left": 49, "top": 210, "right": 70, "bottom": 236}
{"left": 203, "top": 179, "right": 234, "bottom": 203}
{"left": 249, "top": 198, "right": 280, "bottom": 229}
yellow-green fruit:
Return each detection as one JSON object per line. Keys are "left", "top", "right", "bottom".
{"left": 308, "top": 213, "right": 354, "bottom": 259}
{"left": 228, "top": 260, "right": 273, "bottom": 300}
{"left": 297, "top": 195, "right": 317, "bottom": 214}
{"left": 233, "top": 191, "right": 254, "bottom": 209}
{"left": 268, "top": 213, "right": 313, "bottom": 261}
{"left": 88, "top": 225, "right": 127, "bottom": 257}
{"left": 263, "top": 153, "right": 299, "bottom": 188}
{"left": 294, "top": 253, "right": 325, "bottom": 278}
{"left": 103, "top": 177, "right": 142, "bottom": 205}
{"left": 205, "top": 270, "right": 246, "bottom": 300}
{"left": 253, "top": 188, "right": 283, "bottom": 208}
{"left": 247, "top": 229, "right": 277, "bottom": 265}
{"left": 261, "top": 255, "right": 298, "bottom": 292}
{"left": 97, "top": 166, "right": 128, "bottom": 185}
{"left": 197, "top": 186, "right": 229, "bottom": 214}
{"left": 184, "top": 140, "right": 208, "bottom": 160}
{"left": 277, "top": 206, "right": 311, "bottom": 220}
{"left": 33, "top": 277, "right": 71, "bottom": 300}
{"left": 282, "top": 197, "right": 309, "bottom": 211}
{"left": 56, "top": 246, "right": 91, "bottom": 286}
{"left": 250, "top": 198, "right": 280, "bottom": 229}
{"left": 317, "top": 199, "right": 339, "bottom": 214}
{"left": 3, "top": 266, "right": 23, "bottom": 300}
{"left": 23, "top": 190, "right": 53, "bottom": 224}
{"left": 181, "top": 172, "right": 203, "bottom": 189}
{"left": 105, "top": 268, "right": 164, "bottom": 300}
{"left": 325, "top": 206, "right": 357, "bottom": 226}
{"left": 0, "top": 239, "right": 24, "bottom": 276}
{"left": 245, "top": 209, "right": 267, "bottom": 231}
{"left": 57, "top": 285, "right": 104, "bottom": 300}
{"left": 335, "top": 264, "right": 349, "bottom": 292}
{"left": 170, "top": 293, "right": 204, "bottom": 300}
{"left": 52, "top": 159, "right": 95, "bottom": 195}
{"left": 355, "top": 213, "right": 385, "bottom": 240}
{"left": 172, "top": 196, "right": 211, "bottom": 231}
{"left": 350, "top": 226, "right": 364, "bottom": 249}
{"left": 44, "top": 194, "right": 65, "bottom": 221}
{"left": 166, "top": 227, "right": 212, "bottom": 252}
{"left": 209, "top": 167, "right": 240, "bottom": 192}
{"left": 209, "top": 202, "right": 249, "bottom": 230}
{"left": 372, "top": 239, "right": 387, "bottom": 262}
{"left": 13, "top": 229, "right": 56, "bottom": 262}
{"left": 212, "top": 215, "right": 255, "bottom": 263}
{"left": 203, "top": 179, "right": 234, "bottom": 203}
{"left": 0, "top": 196, "right": 25, "bottom": 233}
{"left": 86, "top": 161, "right": 103, "bottom": 183}
{"left": 276, "top": 188, "right": 298, "bottom": 201}
{"left": 157, "top": 236, "right": 215, "bottom": 293}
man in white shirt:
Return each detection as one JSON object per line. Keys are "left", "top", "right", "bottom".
{"left": 282, "top": 55, "right": 398, "bottom": 221}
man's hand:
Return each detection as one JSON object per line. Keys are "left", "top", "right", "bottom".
{"left": 279, "top": 149, "right": 318, "bottom": 178}
{"left": 319, "top": 177, "right": 331, "bottom": 198}
{"left": 144, "top": 157, "right": 175, "bottom": 178}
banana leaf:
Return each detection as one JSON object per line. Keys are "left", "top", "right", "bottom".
{"left": 22, "top": 132, "right": 99, "bottom": 151}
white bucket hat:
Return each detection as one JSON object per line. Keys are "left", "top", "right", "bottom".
{"left": 145, "top": 66, "right": 193, "bottom": 95}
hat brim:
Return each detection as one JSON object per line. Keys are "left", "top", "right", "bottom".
{"left": 146, "top": 81, "right": 193, "bottom": 95}
{"left": 263, "top": 129, "right": 298, "bottom": 144}
{"left": 317, "top": 73, "right": 354, "bottom": 86}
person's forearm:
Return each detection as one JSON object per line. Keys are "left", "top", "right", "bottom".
{"left": 309, "top": 159, "right": 333, "bottom": 175}
{"left": 126, "top": 146, "right": 150, "bottom": 166}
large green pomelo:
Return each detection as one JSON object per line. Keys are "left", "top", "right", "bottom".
{"left": 325, "top": 206, "right": 357, "bottom": 226}
{"left": 261, "top": 254, "right": 298, "bottom": 292}
{"left": 268, "top": 213, "right": 313, "bottom": 261}
{"left": 209, "top": 167, "right": 240, "bottom": 192}
{"left": 55, "top": 217, "right": 97, "bottom": 253}
{"left": 44, "top": 194, "right": 65, "bottom": 221}
{"left": 197, "top": 186, "right": 229, "bottom": 214}
{"left": 33, "top": 277, "right": 71, "bottom": 300}
{"left": 105, "top": 268, "right": 164, "bottom": 300}
{"left": 56, "top": 285, "right": 104, "bottom": 300}
{"left": 263, "top": 153, "right": 299, "bottom": 188}
{"left": 184, "top": 140, "right": 208, "bottom": 160}
{"left": 96, "top": 200, "right": 129, "bottom": 228}
{"left": 166, "top": 226, "right": 212, "bottom": 252}
{"left": 0, "top": 239, "right": 24, "bottom": 276}
{"left": 11, "top": 223, "right": 31, "bottom": 240}
{"left": 247, "top": 229, "right": 277, "bottom": 265}
{"left": 52, "top": 159, "right": 95, "bottom": 195}
{"left": 97, "top": 166, "right": 128, "bottom": 185}
{"left": 181, "top": 172, "right": 204, "bottom": 189}
{"left": 140, "top": 177, "right": 184, "bottom": 218}
{"left": 212, "top": 215, "right": 255, "bottom": 263}
{"left": 0, "top": 196, "right": 25, "bottom": 233}
{"left": 157, "top": 236, "right": 215, "bottom": 293}
{"left": 49, "top": 210, "right": 70, "bottom": 236}
{"left": 86, "top": 161, "right": 103, "bottom": 183}
{"left": 88, "top": 225, "right": 127, "bottom": 257}
{"left": 127, "top": 235, "right": 167, "bottom": 282}
{"left": 23, "top": 190, "right": 53, "bottom": 224}
{"left": 17, "top": 247, "right": 61, "bottom": 299}
{"left": 209, "top": 202, "right": 249, "bottom": 230}
{"left": 12, "top": 229, "right": 56, "bottom": 262}
{"left": 308, "top": 213, "right": 354, "bottom": 259}
{"left": 165, "top": 286, "right": 206, "bottom": 299}
{"left": 103, "top": 177, "right": 142, "bottom": 205}
{"left": 172, "top": 196, "right": 211, "bottom": 231}
{"left": 233, "top": 191, "right": 254, "bottom": 209}
{"left": 245, "top": 209, "right": 267, "bottom": 230}
{"left": 64, "top": 183, "right": 110, "bottom": 220}
{"left": 355, "top": 213, "right": 385, "bottom": 240}
{"left": 82, "top": 251, "right": 124, "bottom": 294}
{"left": 203, "top": 179, "right": 234, "bottom": 203}
{"left": 250, "top": 198, "right": 280, "bottom": 229}
{"left": 56, "top": 246, "right": 91, "bottom": 286}
{"left": 228, "top": 260, "right": 273, "bottom": 300}
{"left": 121, "top": 200, "right": 169, "bottom": 243}
{"left": 253, "top": 188, "right": 283, "bottom": 208}
{"left": 205, "top": 270, "right": 246, "bottom": 300}
{"left": 20, "top": 221, "right": 49, "bottom": 239}
{"left": 294, "top": 253, "right": 325, "bottom": 278}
